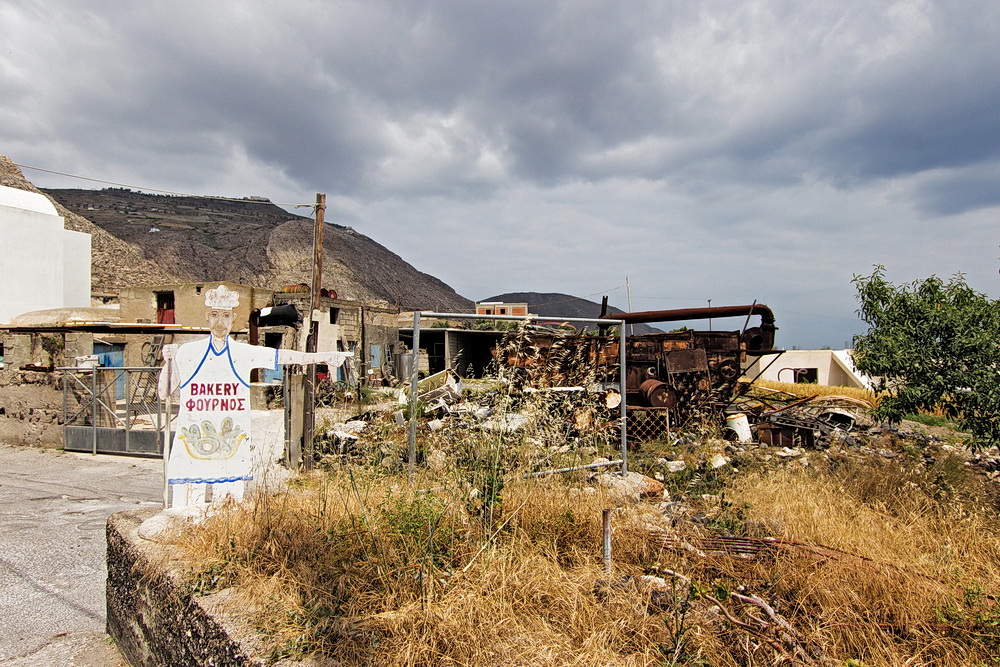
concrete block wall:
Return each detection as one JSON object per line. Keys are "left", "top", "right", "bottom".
{"left": 107, "top": 509, "right": 294, "bottom": 666}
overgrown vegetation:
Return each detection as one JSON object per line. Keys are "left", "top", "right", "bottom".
{"left": 750, "top": 378, "right": 877, "bottom": 405}
{"left": 170, "top": 422, "right": 1000, "bottom": 665}
{"left": 852, "top": 266, "right": 1000, "bottom": 450}
{"left": 164, "top": 321, "right": 1000, "bottom": 664}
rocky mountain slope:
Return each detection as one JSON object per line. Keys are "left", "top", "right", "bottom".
{"left": 482, "top": 292, "right": 663, "bottom": 334}
{"left": 40, "top": 186, "right": 472, "bottom": 311}
{"left": 1, "top": 156, "right": 177, "bottom": 292}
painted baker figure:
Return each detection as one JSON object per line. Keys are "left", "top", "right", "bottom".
{"left": 158, "top": 285, "right": 350, "bottom": 508}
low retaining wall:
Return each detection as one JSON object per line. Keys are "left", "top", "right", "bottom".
{"left": 106, "top": 509, "right": 286, "bottom": 667}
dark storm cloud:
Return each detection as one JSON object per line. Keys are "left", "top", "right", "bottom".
{"left": 10, "top": 0, "right": 997, "bottom": 198}
{"left": 914, "top": 164, "right": 1000, "bottom": 216}
{"left": 2, "top": 0, "right": 998, "bottom": 348}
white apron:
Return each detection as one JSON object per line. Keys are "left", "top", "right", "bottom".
{"left": 167, "top": 337, "right": 277, "bottom": 488}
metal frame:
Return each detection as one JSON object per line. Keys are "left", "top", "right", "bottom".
{"left": 59, "top": 366, "right": 164, "bottom": 457}
{"left": 406, "top": 312, "right": 628, "bottom": 481}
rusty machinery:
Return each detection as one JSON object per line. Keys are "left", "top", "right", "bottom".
{"left": 495, "top": 304, "right": 778, "bottom": 435}
{"left": 601, "top": 304, "right": 779, "bottom": 428}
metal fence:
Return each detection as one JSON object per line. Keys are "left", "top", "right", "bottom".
{"left": 404, "top": 313, "right": 628, "bottom": 481}
{"left": 60, "top": 366, "right": 166, "bottom": 457}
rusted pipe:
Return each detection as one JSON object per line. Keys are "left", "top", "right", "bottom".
{"left": 602, "top": 304, "right": 777, "bottom": 350}
{"left": 602, "top": 303, "right": 775, "bottom": 326}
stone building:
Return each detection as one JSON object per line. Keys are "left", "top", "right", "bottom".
{"left": 117, "top": 282, "right": 272, "bottom": 366}
{"left": 264, "top": 291, "right": 400, "bottom": 384}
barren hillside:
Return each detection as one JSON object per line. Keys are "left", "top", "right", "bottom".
{"left": 0, "top": 156, "right": 176, "bottom": 292}
{"left": 43, "top": 186, "right": 472, "bottom": 311}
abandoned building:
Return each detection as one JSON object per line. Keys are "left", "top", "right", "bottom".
{"left": 475, "top": 301, "right": 531, "bottom": 317}
{"left": 117, "top": 282, "right": 272, "bottom": 367}
{"left": 743, "top": 348, "right": 873, "bottom": 389}
{"left": 261, "top": 290, "right": 400, "bottom": 385}
{"left": 0, "top": 279, "right": 400, "bottom": 451}
{"left": 398, "top": 318, "right": 506, "bottom": 378}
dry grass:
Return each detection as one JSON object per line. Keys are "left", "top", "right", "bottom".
{"left": 171, "top": 446, "right": 1000, "bottom": 666}
{"left": 751, "top": 379, "right": 879, "bottom": 406}
{"left": 172, "top": 474, "right": 671, "bottom": 665}
{"left": 167, "top": 337, "right": 998, "bottom": 665}
{"left": 713, "top": 456, "right": 1000, "bottom": 665}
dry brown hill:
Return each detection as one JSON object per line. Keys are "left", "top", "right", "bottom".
{"left": 0, "top": 156, "right": 472, "bottom": 310}
{"left": 0, "top": 155, "right": 177, "bottom": 292}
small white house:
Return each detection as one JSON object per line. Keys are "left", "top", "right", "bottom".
{"left": 0, "top": 185, "right": 91, "bottom": 324}
{"left": 743, "top": 349, "right": 874, "bottom": 390}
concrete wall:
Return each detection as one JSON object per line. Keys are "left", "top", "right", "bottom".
{"left": 744, "top": 349, "right": 872, "bottom": 389}
{"left": 0, "top": 185, "right": 92, "bottom": 324}
{"left": 107, "top": 509, "right": 283, "bottom": 666}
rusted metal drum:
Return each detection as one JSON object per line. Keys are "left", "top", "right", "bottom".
{"left": 640, "top": 379, "right": 677, "bottom": 408}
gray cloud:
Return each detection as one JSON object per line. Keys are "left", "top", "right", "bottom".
{"left": 2, "top": 0, "right": 998, "bottom": 348}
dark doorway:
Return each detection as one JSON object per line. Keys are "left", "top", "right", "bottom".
{"left": 155, "top": 291, "right": 175, "bottom": 324}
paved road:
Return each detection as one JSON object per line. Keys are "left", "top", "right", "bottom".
{"left": 0, "top": 445, "right": 162, "bottom": 666}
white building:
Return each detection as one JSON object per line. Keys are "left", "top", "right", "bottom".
{"left": 0, "top": 185, "right": 91, "bottom": 324}
{"left": 743, "top": 349, "right": 874, "bottom": 390}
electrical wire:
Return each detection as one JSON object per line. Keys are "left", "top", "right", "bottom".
{"left": 13, "top": 162, "right": 315, "bottom": 209}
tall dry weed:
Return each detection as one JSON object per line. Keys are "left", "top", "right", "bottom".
{"left": 172, "top": 474, "right": 673, "bottom": 665}
{"left": 751, "top": 379, "right": 878, "bottom": 405}
{"left": 717, "top": 458, "right": 1000, "bottom": 665}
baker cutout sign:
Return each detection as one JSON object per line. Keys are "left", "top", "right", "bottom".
{"left": 158, "top": 285, "right": 350, "bottom": 508}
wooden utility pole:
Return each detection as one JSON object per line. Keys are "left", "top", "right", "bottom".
{"left": 302, "top": 193, "right": 326, "bottom": 471}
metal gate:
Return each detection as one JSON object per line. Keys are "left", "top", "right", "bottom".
{"left": 61, "top": 366, "right": 166, "bottom": 457}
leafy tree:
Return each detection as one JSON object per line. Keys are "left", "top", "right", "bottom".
{"left": 852, "top": 266, "right": 1000, "bottom": 450}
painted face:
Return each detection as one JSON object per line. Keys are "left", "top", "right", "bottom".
{"left": 207, "top": 309, "right": 236, "bottom": 339}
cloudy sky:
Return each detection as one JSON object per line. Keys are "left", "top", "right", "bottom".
{"left": 2, "top": 0, "right": 998, "bottom": 348}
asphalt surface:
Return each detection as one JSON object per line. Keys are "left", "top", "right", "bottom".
{"left": 0, "top": 444, "right": 162, "bottom": 666}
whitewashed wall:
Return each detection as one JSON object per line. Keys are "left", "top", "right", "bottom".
{"left": 743, "top": 349, "right": 873, "bottom": 389}
{"left": 0, "top": 185, "right": 91, "bottom": 323}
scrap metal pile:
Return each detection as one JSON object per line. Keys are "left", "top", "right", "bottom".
{"left": 489, "top": 302, "right": 872, "bottom": 447}
{"left": 728, "top": 387, "right": 875, "bottom": 450}
{"left": 496, "top": 304, "right": 780, "bottom": 439}
{"left": 328, "top": 303, "right": 876, "bottom": 458}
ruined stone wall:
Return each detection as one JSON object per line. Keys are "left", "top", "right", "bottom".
{"left": 0, "top": 370, "right": 66, "bottom": 447}
{"left": 107, "top": 509, "right": 282, "bottom": 666}
{"left": 0, "top": 331, "right": 94, "bottom": 447}
{"left": 119, "top": 282, "right": 269, "bottom": 330}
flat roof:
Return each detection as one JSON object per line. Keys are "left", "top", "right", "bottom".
{"left": 0, "top": 322, "right": 213, "bottom": 335}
